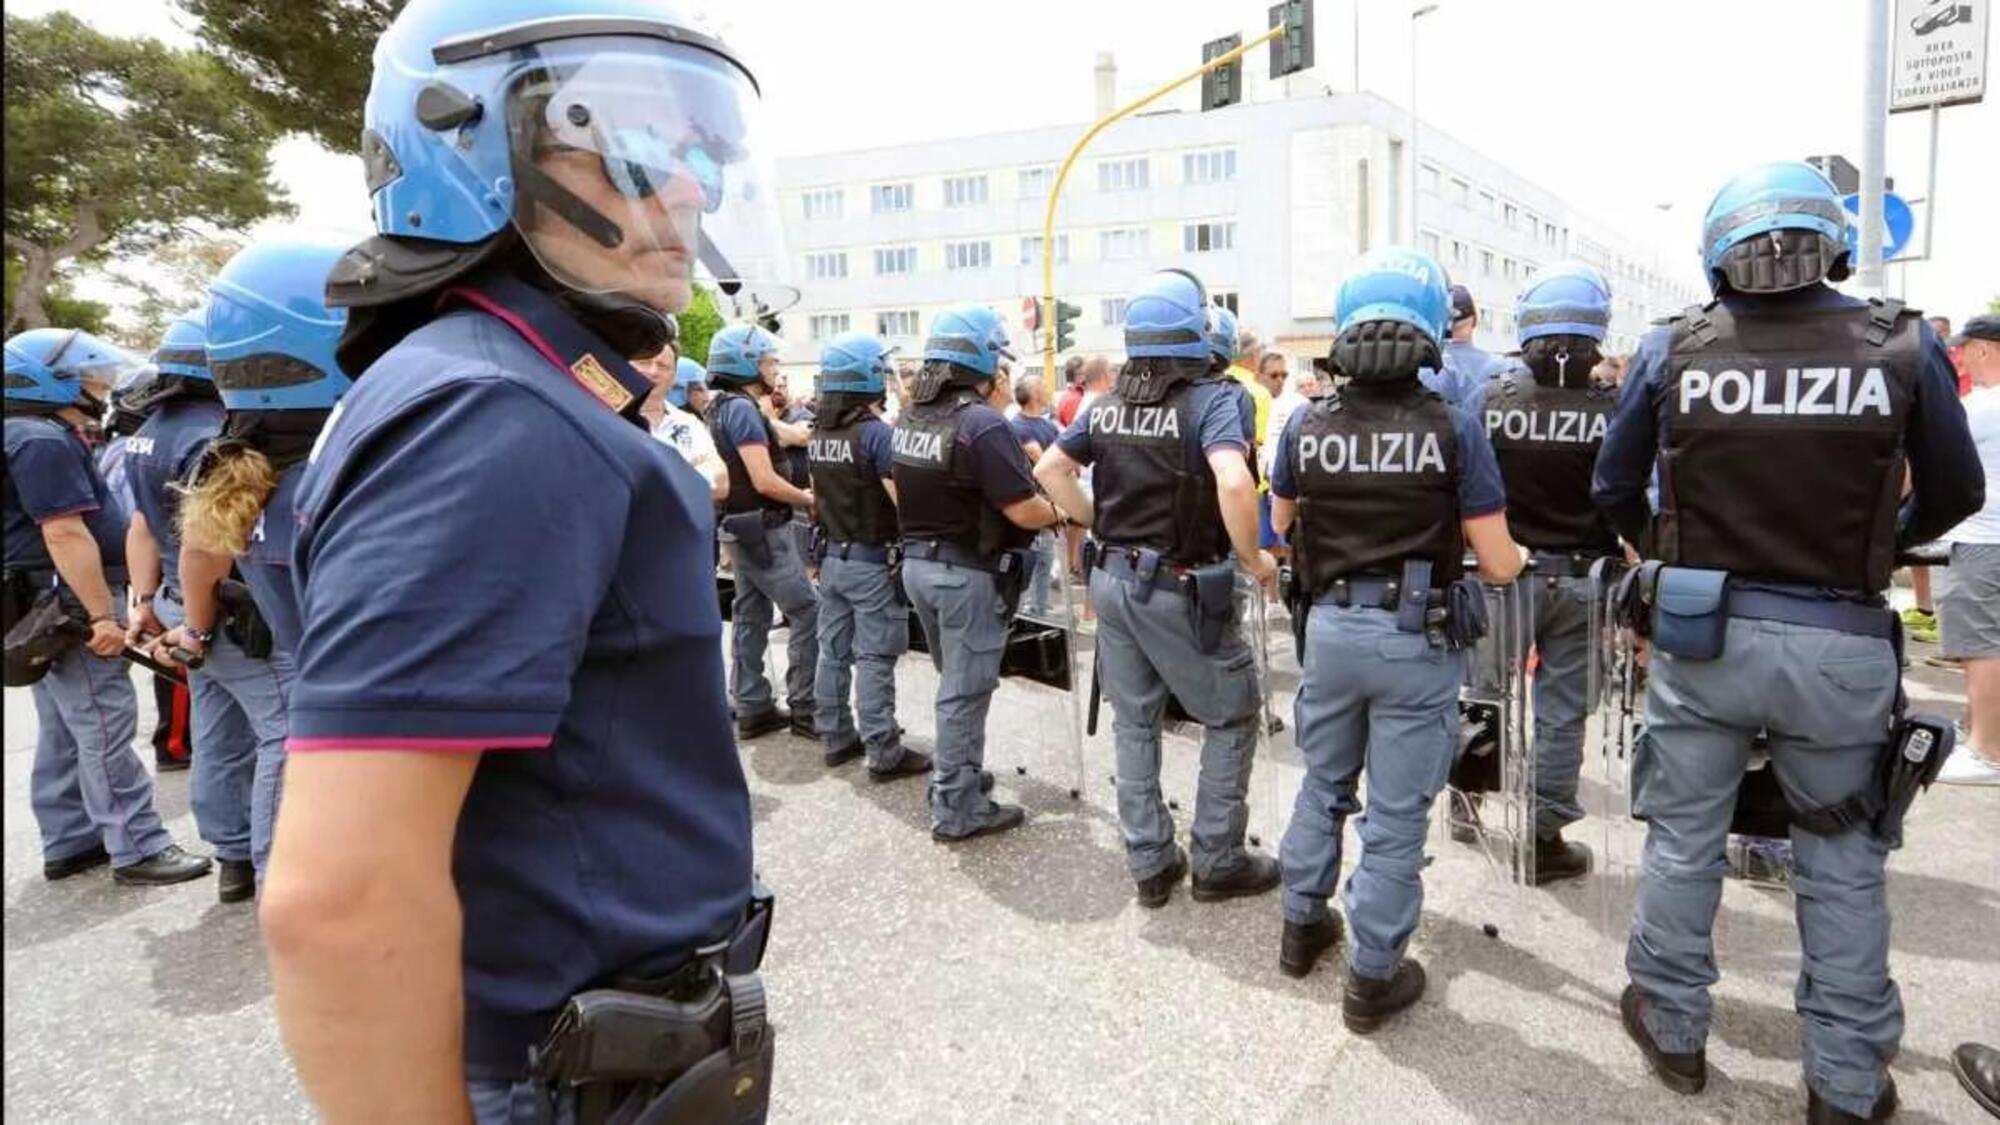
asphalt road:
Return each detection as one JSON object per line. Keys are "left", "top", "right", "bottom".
{"left": 4, "top": 620, "right": 1994, "bottom": 1123}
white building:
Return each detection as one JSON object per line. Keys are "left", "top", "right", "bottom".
{"left": 772, "top": 65, "right": 1702, "bottom": 388}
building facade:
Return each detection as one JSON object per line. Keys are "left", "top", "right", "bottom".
{"left": 771, "top": 89, "right": 1701, "bottom": 387}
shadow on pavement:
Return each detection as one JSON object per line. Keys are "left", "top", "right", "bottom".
{"left": 141, "top": 900, "right": 270, "bottom": 1017}
{"left": 5, "top": 874, "right": 172, "bottom": 953}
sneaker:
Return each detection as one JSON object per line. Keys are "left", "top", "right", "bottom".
{"left": 1937, "top": 746, "right": 2000, "bottom": 787}
{"left": 867, "top": 749, "right": 932, "bottom": 782}
{"left": 1190, "top": 851, "right": 1281, "bottom": 903}
{"left": 1134, "top": 846, "right": 1189, "bottom": 909}
{"left": 1620, "top": 984, "right": 1706, "bottom": 1094}
{"left": 1530, "top": 833, "right": 1592, "bottom": 886}
{"left": 1342, "top": 959, "right": 1427, "bottom": 1034}
{"left": 43, "top": 844, "right": 110, "bottom": 882}
{"left": 1901, "top": 608, "right": 1939, "bottom": 644}
{"left": 735, "top": 708, "right": 789, "bottom": 741}
{"left": 1279, "top": 915, "right": 1344, "bottom": 978}
{"left": 112, "top": 844, "right": 212, "bottom": 887}
{"left": 932, "top": 803, "right": 1027, "bottom": 843}
{"left": 217, "top": 859, "right": 256, "bottom": 904}
{"left": 1806, "top": 1078, "right": 1897, "bottom": 1123}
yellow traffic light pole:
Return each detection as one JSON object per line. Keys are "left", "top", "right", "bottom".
{"left": 1039, "top": 22, "right": 1288, "bottom": 388}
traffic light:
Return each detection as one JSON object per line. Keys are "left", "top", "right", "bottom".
{"left": 1054, "top": 300, "right": 1081, "bottom": 353}
{"left": 1201, "top": 34, "right": 1243, "bottom": 111}
{"left": 1268, "top": 0, "right": 1314, "bottom": 77}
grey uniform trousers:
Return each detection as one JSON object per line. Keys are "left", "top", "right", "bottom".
{"left": 814, "top": 554, "right": 908, "bottom": 769}
{"left": 902, "top": 557, "right": 1009, "bottom": 836}
{"left": 726, "top": 524, "right": 819, "bottom": 721}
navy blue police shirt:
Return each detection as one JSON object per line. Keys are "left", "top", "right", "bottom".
{"left": 3, "top": 416, "right": 127, "bottom": 573}
{"left": 954, "top": 401, "right": 1041, "bottom": 507}
{"left": 1592, "top": 286, "right": 1983, "bottom": 550}
{"left": 288, "top": 284, "right": 752, "bottom": 1079}
{"left": 238, "top": 463, "right": 305, "bottom": 657}
{"left": 856, "top": 415, "right": 895, "bottom": 478}
{"left": 125, "top": 397, "right": 225, "bottom": 594}
{"left": 714, "top": 393, "right": 770, "bottom": 453}
{"left": 1270, "top": 391, "right": 1508, "bottom": 517}
{"left": 1010, "top": 412, "right": 1061, "bottom": 456}
{"left": 1054, "top": 379, "right": 1252, "bottom": 465}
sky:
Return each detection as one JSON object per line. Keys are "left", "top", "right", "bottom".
{"left": 17, "top": 0, "right": 1999, "bottom": 325}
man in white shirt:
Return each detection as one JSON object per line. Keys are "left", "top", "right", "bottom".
{"left": 1937, "top": 315, "right": 2000, "bottom": 784}
{"left": 634, "top": 346, "right": 728, "bottom": 502}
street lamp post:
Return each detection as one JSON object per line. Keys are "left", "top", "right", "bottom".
{"left": 1409, "top": 3, "right": 1439, "bottom": 244}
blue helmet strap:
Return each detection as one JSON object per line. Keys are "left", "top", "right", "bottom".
{"left": 1333, "top": 321, "right": 1439, "bottom": 385}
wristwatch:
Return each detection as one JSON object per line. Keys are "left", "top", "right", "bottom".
{"left": 184, "top": 624, "right": 215, "bottom": 647}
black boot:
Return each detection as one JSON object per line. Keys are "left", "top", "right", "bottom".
{"left": 1343, "top": 959, "right": 1427, "bottom": 1034}
{"left": 1807, "top": 1078, "right": 1898, "bottom": 1124}
{"left": 932, "top": 804, "right": 1027, "bottom": 843}
{"left": 44, "top": 844, "right": 110, "bottom": 882}
{"left": 1953, "top": 1044, "right": 1999, "bottom": 1119}
{"left": 789, "top": 710, "right": 819, "bottom": 740}
{"left": 217, "top": 859, "right": 256, "bottom": 904}
{"left": 1530, "top": 832, "right": 1592, "bottom": 885}
{"left": 1190, "top": 852, "right": 1281, "bottom": 902}
{"left": 823, "top": 739, "right": 864, "bottom": 767}
{"left": 1279, "top": 915, "right": 1344, "bottom": 978}
{"left": 1134, "top": 847, "right": 1188, "bottom": 909}
{"left": 112, "top": 845, "right": 212, "bottom": 887}
{"left": 735, "top": 708, "right": 789, "bottom": 740}
{"left": 868, "top": 749, "right": 932, "bottom": 781}
{"left": 1620, "top": 984, "right": 1706, "bottom": 1094}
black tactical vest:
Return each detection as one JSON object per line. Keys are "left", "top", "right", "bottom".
{"left": 706, "top": 389, "right": 791, "bottom": 517}
{"left": 890, "top": 391, "right": 1016, "bottom": 555}
{"left": 1087, "top": 379, "right": 1231, "bottom": 565}
{"left": 1481, "top": 374, "right": 1619, "bottom": 555}
{"left": 1656, "top": 298, "right": 1917, "bottom": 593}
{"left": 809, "top": 417, "right": 899, "bottom": 547}
{"left": 1293, "top": 382, "right": 1465, "bottom": 595}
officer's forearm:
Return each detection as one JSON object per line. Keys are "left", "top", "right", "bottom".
{"left": 768, "top": 417, "right": 811, "bottom": 448}
{"left": 1034, "top": 452, "right": 1093, "bottom": 528}
{"left": 1215, "top": 466, "right": 1263, "bottom": 569}
{"left": 40, "top": 517, "right": 115, "bottom": 619}
{"left": 177, "top": 544, "right": 234, "bottom": 634}
{"left": 126, "top": 511, "right": 162, "bottom": 598}
{"left": 738, "top": 445, "right": 812, "bottom": 506}
{"left": 1271, "top": 496, "right": 1298, "bottom": 538}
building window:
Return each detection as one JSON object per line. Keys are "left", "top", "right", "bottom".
{"left": 1523, "top": 212, "right": 1539, "bottom": 239}
{"left": 1420, "top": 230, "right": 1441, "bottom": 258}
{"left": 873, "top": 246, "right": 916, "bottom": 276}
{"left": 1100, "top": 227, "right": 1149, "bottom": 260}
{"left": 944, "top": 240, "right": 991, "bottom": 270}
{"left": 809, "top": 313, "right": 850, "bottom": 341}
{"left": 876, "top": 310, "right": 919, "bottom": 338}
{"left": 1098, "top": 157, "right": 1149, "bottom": 192}
{"left": 1481, "top": 190, "right": 1497, "bottom": 216}
{"left": 1100, "top": 297, "right": 1128, "bottom": 326}
{"left": 1451, "top": 240, "right": 1468, "bottom": 267}
{"left": 804, "top": 251, "right": 848, "bottom": 281}
{"left": 1018, "top": 166, "right": 1055, "bottom": 200}
{"left": 1503, "top": 202, "right": 1519, "bottom": 229}
{"left": 1213, "top": 291, "right": 1240, "bottom": 314}
{"left": 1419, "top": 164, "right": 1441, "bottom": 194}
{"left": 1020, "top": 234, "right": 1070, "bottom": 265}
{"left": 870, "top": 183, "right": 912, "bottom": 213}
{"left": 1183, "top": 148, "right": 1238, "bottom": 184}
{"left": 1450, "top": 178, "right": 1470, "bottom": 208}
{"left": 802, "top": 189, "right": 843, "bottom": 220}
{"left": 1481, "top": 249, "right": 1495, "bottom": 276}
{"left": 1503, "top": 257, "right": 1518, "bottom": 281}
{"left": 1544, "top": 221, "right": 1558, "bottom": 247}
{"left": 943, "top": 174, "right": 988, "bottom": 207}
{"left": 1182, "top": 221, "right": 1236, "bottom": 253}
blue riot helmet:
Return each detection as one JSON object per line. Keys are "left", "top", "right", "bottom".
{"left": 818, "top": 331, "right": 894, "bottom": 396}
{"left": 153, "top": 309, "right": 212, "bottom": 381}
{"left": 1330, "top": 247, "right": 1452, "bottom": 384}
{"left": 354, "top": 0, "right": 792, "bottom": 317}
{"left": 5, "top": 328, "right": 134, "bottom": 406}
{"left": 1516, "top": 262, "right": 1613, "bottom": 343}
{"left": 666, "top": 356, "right": 706, "bottom": 408}
{"left": 1700, "top": 161, "right": 1851, "bottom": 295}
{"left": 1121, "top": 269, "right": 1211, "bottom": 361}
{"left": 103, "top": 362, "right": 164, "bottom": 436}
{"left": 911, "top": 304, "right": 1013, "bottom": 403}
{"left": 206, "top": 233, "right": 354, "bottom": 413}
{"left": 706, "top": 323, "right": 782, "bottom": 385}
{"left": 1208, "top": 302, "right": 1240, "bottom": 367}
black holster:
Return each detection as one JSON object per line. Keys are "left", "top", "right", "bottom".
{"left": 4, "top": 576, "right": 85, "bottom": 687}
{"left": 719, "top": 512, "right": 773, "bottom": 570}
{"left": 1180, "top": 560, "right": 1239, "bottom": 655}
{"left": 887, "top": 545, "right": 909, "bottom": 607}
{"left": 1281, "top": 564, "right": 1309, "bottom": 654}
{"left": 218, "top": 579, "right": 274, "bottom": 660}
{"left": 1440, "top": 577, "right": 1488, "bottom": 651}
{"left": 994, "top": 547, "right": 1031, "bottom": 618}
{"left": 521, "top": 882, "right": 776, "bottom": 1125}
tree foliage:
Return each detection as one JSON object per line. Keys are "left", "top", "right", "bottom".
{"left": 176, "top": 0, "right": 402, "bottom": 155}
{"left": 679, "top": 286, "right": 726, "bottom": 373}
{"left": 107, "top": 232, "right": 248, "bottom": 351}
{"left": 2, "top": 255, "right": 111, "bottom": 335}
{"left": 3, "top": 13, "right": 289, "bottom": 334}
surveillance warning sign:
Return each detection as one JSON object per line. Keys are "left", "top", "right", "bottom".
{"left": 1892, "top": 0, "right": 1988, "bottom": 111}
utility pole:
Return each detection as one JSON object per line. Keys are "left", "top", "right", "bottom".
{"left": 1858, "top": 0, "right": 1889, "bottom": 295}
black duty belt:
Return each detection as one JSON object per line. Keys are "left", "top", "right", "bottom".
{"left": 1094, "top": 546, "right": 1223, "bottom": 594}
{"left": 1316, "top": 574, "right": 1439, "bottom": 612}
{"left": 1728, "top": 586, "right": 1895, "bottom": 640}
{"left": 823, "top": 539, "right": 892, "bottom": 565}
{"left": 900, "top": 539, "right": 1000, "bottom": 572}
{"left": 1528, "top": 551, "right": 1617, "bottom": 579}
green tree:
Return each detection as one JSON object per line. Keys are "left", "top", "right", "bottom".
{"left": 177, "top": 0, "right": 402, "bottom": 155}
{"left": 107, "top": 232, "right": 247, "bottom": 351}
{"left": 4, "top": 13, "right": 290, "bottom": 334}
{"left": 679, "top": 286, "right": 726, "bottom": 372}
{"left": 1988, "top": 294, "right": 1998, "bottom": 316}
{"left": 3, "top": 255, "right": 112, "bottom": 335}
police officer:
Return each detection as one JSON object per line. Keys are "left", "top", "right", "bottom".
{"left": 1269, "top": 248, "right": 1522, "bottom": 1028}
{"left": 3, "top": 329, "right": 209, "bottom": 887}
{"left": 259, "top": 3, "right": 776, "bottom": 1119}
{"left": 124, "top": 309, "right": 284, "bottom": 905}
{"left": 707, "top": 322, "right": 821, "bottom": 740}
{"left": 1594, "top": 162, "right": 1982, "bottom": 1123}
{"left": 1592, "top": 162, "right": 1984, "bottom": 1112}
{"left": 1461, "top": 263, "right": 1619, "bottom": 884}
{"left": 1421, "top": 284, "right": 1519, "bottom": 407}
{"left": 893, "top": 304, "right": 1064, "bottom": 841}
{"left": 1035, "top": 270, "right": 1281, "bottom": 907}
{"left": 808, "top": 331, "right": 928, "bottom": 779}
{"left": 167, "top": 232, "right": 352, "bottom": 889}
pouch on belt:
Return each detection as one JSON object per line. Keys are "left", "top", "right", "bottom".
{"left": 719, "top": 511, "right": 773, "bottom": 570}
{"left": 1650, "top": 566, "right": 1729, "bottom": 659}
{"left": 1181, "top": 560, "right": 1239, "bottom": 655}
{"left": 995, "top": 547, "right": 1031, "bottom": 618}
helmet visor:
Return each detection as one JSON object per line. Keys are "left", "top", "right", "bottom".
{"left": 504, "top": 38, "right": 794, "bottom": 316}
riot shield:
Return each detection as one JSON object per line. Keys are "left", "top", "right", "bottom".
{"left": 1441, "top": 575, "right": 1536, "bottom": 889}
{"left": 1240, "top": 571, "right": 1297, "bottom": 854}
{"left": 986, "top": 534, "right": 1090, "bottom": 806}
{"left": 1584, "top": 556, "right": 1649, "bottom": 930}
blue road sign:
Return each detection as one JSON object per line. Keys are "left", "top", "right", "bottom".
{"left": 1843, "top": 191, "right": 1917, "bottom": 261}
